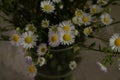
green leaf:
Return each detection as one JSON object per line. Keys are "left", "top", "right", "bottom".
{"left": 101, "top": 53, "right": 114, "bottom": 65}
{"left": 104, "top": 7, "right": 111, "bottom": 13}
{"left": 102, "top": 47, "right": 108, "bottom": 53}
{"left": 74, "top": 56, "right": 81, "bottom": 63}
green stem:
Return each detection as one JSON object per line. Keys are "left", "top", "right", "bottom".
{"left": 94, "top": 36, "right": 109, "bottom": 42}
{"left": 78, "top": 43, "right": 120, "bottom": 57}
{"left": 111, "top": 21, "right": 120, "bottom": 25}
{"left": 93, "top": 21, "right": 120, "bottom": 42}
{"left": 73, "top": 42, "right": 103, "bottom": 52}
{"left": 81, "top": 44, "right": 104, "bottom": 53}
{"left": 0, "top": 14, "right": 13, "bottom": 23}
{"left": 100, "top": 21, "right": 120, "bottom": 29}
{"left": 74, "top": 41, "right": 111, "bottom": 54}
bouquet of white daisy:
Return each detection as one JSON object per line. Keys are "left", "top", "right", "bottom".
{"left": 0, "top": 0, "right": 120, "bottom": 80}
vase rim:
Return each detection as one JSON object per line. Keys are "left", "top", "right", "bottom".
{"left": 50, "top": 46, "right": 73, "bottom": 52}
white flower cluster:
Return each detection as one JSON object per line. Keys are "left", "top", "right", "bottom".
{"left": 48, "top": 21, "right": 78, "bottom": 47}
{"left": 72, "top": 6, "right": 112, "bottom": 37}
{"left": 10, "top": 24, "right": 38, "bottom": 49}
{"left": 9, "top": 0, "right": 116, "bottom": 79}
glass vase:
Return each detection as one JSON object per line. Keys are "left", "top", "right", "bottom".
{"left": 35, "top": 46, "right": 80, "bottom": 80}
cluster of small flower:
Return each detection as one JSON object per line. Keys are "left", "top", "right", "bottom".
{"left": 8, "top": 0, "right": 120, "bottom": 79}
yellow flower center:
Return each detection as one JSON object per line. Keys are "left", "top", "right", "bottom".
{"left": 92, "top": 8, "right": 97, "bottom": 13}
{"left": 42, "top": 21, "right": 49, "bottom": 27}
{"left": 104, "top": 17, "right": 109, "bottom": 23}
{"left": 63, "top": 25, "right": 70, "bottom": 31}
{"left": 25, "top": 36, "right": 32, "bottom": 44}
{"left": 75, "top": 10, "right": 83, "bottom": 16}
{"left": 44, "top": 5, "right": 51, "bottom": 11}
{"left": 51, "top": 35, "right": 58, "bottom": 42}
{"left": 82, "top": 16, "right": 89, "bottom": 23}
{"left": 41, "top": 47, "right": 46, "bottom": 53}
{"left": 115, "top": 38, "right": 120, "bottom": 46}
{"left": 63, "top": 34, "right": 71, "bottom": 41}
{"left": 100, "top": 0, "right": 105, "bottom": 4}
{"left": 13, "top": 34, "right": 19, "bottom": 42}
{"left": 28, "top": 65, "right": 35, "bottom": 73}
{"left": 85, "top": 28, "right": 91, "bottom": 34}
{"left": 28, "top": 26, "right": 35, "bottom": 31}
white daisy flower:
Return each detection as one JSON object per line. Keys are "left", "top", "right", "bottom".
{"left": 27, "top": 64, "right": 37, "bottom": 78}
{"left": 90, "top": 5, "right": 102, "bottom": 14}
{"left": 75, "top": 9, "right": 84, "bottom": 17}
{"left": 48, "top": 31, "right": 61, "bottom": 47}
{"left": 69, "top": 61, "right": 77, "bottom": 70}
{"left": 79, "top": 13, "right": 92, "bottom": 26}
{"left": 84, "top": 1, "right": 92, "bottom": 9}
{"left": 97, "top": 62, "right": 107, "bottom": 72}
{"left": 49, "top": 25, "right": 59, "bottom": 32}
{"left": 109, "top": 33, "right": 120, "bottom": 52}
{"left": 52, "top": 0, "right": 61, "bottom": 3}
{"left": 60, "top": 32, "right": 75, "bottom": 45}
{"left": 37, "top": 43, "right": 47, "bottom": 56}
{"left": 38, "top": 57, "right": 46, "bottom": 67}
{"left": 40, "top": 1, "right": 55, "bottom": 13}
{"left": 72, "top": 16, "right": 80, "bottom": 25}
{"left": 25, "top": 24, "right": 36, "bottom": 32}
{"left": 41, "top": 19, "right": 50, "bottom": 28}
{"left": 59, "top": 4, "right": 64, "bottom": 9}
{"left": 97, "top": 0, "right": 108, "bottom": 6}
{"left": 25, "top": 56, "right": 33, "bottom": 64}
{"left": 72, "top": 29, "right": 79, "bottom": 36}
{"left": 101, "top": 13, "right": 113, "bottom": 25}
{"left": 83, "top": 27, "right": 92, "bottom": 36}
{"left": 10, "top": 30, "right": 21, "bottom": 46}
{"left": 21, "top": 31, "right": 38, "bottom": 49}
{"left": 59, "top": 21, "right": 75, "bottom": 32}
